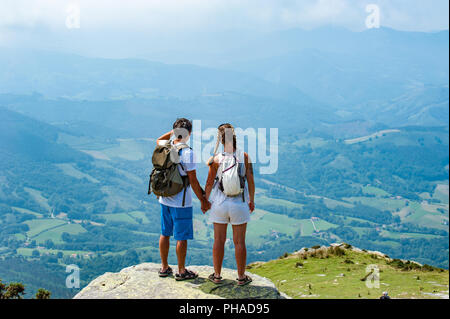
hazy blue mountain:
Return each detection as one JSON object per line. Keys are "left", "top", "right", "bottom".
{"left": 0, "top": 48, "right": 313, "bottom": 103}
{"left": 135, "top": 27, "right": 448, "bottom": 67}
{"left": 0, "top": 93, "right": 338, "bottom": 138}
{"left": 0, "top": 107, "right": 88, "bottom": 163}
{"left": 355, "top": 85, "right": 450, "bottom": 127}
{"left": 230, "top": 28, "right": 448, "bottom": 110}
{"left": 1, "top": 27, "right": 448, "bottom": 130}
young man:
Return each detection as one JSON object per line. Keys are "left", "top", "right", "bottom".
{"left": 156, "top": 118, "right": 211, "bottom": 281}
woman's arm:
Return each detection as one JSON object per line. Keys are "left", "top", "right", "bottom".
{"left": 245, "top": 153, "right": 255, "bottom": 212}
{"left": 156, "top": 130, "right": 173, "bottom": 143}
{"left": 186, "top": 170, "right": 210, "bottom": 213}
{"left": 205, "top": 156, "right": 218, "bottom": 201}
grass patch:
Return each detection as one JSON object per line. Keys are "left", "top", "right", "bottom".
{"left": 55, "top": 163, "right": 99, "bottom": 183}
{"left": 248, "top": 249, "right": 449, "bottom": 299}
{"left": 25, "top": 219, "right": 66, "bottom": 238}
{"left": 33, "top": 223, "right": 87, "bottom": 244}
{"left": 99, "top": 213, "right": 138, "bottom": 224}
{"left": 362, "top": 185, "right": 391, "bottom": 197}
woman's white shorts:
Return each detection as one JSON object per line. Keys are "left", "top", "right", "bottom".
{"left": 208, "top": 197, "right": 250, "bottom": 225}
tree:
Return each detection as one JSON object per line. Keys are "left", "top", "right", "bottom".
{"left": 32, "top": 249, "right": 40, "bottom": 258}
{"left": 1, "top": 278, "right": 52, "bottom": 299}
{"left": 44, "top": 239, "right": 54, "bottom": 249}
{"left": 0, "top": 282, "right": 25, "bottom": 299}
{"left": 0, "top": 279, "right": 5, "bottom": 298}
{"left": 35, "top": 288, "right": 51, "bottom": 299}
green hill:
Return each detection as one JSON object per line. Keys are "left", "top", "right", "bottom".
{"left": 247, "top": 243, "right": 449, "bottom": 299}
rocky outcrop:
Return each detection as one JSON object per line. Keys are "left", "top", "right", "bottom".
{"left": 74, "top": 263, "right": 288, "bottom": 299}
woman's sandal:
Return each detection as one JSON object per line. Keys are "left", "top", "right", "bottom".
{"left": 236, "top": 275, "right": 252, "bottom": 286}
{"left": 175, "top": 269, "right": 199, "bottom": 281}
{"left": 208, "top": 273, "right": 223, "bottom": 284}
{"left": 158, "top": 266, "right": 173, "bottom": 278}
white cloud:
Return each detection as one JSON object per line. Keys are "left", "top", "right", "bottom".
{"left": 0, "top": 0, "right": 448, "bottom": 32}
{"left": 0, "top": 0, "right": 447, "bottom": 56}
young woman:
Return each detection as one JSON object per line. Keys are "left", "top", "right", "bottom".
{"left": 204, "top": 123, "right": 255, "bottom": 286}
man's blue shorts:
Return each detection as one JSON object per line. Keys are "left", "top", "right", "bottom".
{"left": 160, "top": 204, "right": 194, "bottom": 241}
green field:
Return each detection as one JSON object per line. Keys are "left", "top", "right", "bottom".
{"left": 17, "top": 247, "right": 89, "bottom": 257}
{"left": 12, "top": 207, "right": 44, "bottom": 218}
{"left": 128, "top": 211, "right": 151, "bottom": 224}
{"left": 23, "top": 187, "right": 51, "bottom": 213}
{"left": 343, "top": 196, "right": 407, "bottom": 212}
{"left": 380, "top": 230, "right": 443, "bottom": 240}
{"left": 93, "top": 139, "right": 151, "bottom": 161}
{"left": 99, "top": 212, "right": 139, "bottom": 224}
{"left": 25, "top": 219, "right": 67, "bottom": 238}
{"left": 293, "top": 137, "right": 328, "bottom": 148}
{"left": 23, "top": 219, "right": 86, "bottom": 244}
{"left": 362, "top": 185, "right": 391, "bottom": 197}
{"left": 402, "top": 201, "right": 448, "bottom": 230}
{"left": 55, "top": 163, "right": 100, "bottom": 183}
{"left": 256, "top": 195, "right": 304, "bottom": 209}
{"left": 34, "top": 223, "right": 86, "bottom": 244}
{"left": 433, "top": 184, "right": 449, "bottom": 205}
{"left": 323, "top": 197, "right": 354, "bottom": 209}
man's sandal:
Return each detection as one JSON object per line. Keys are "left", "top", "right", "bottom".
{"left": 158, "top": 266, "right": 173, "bottom": 277}
{"left": 236, "top": 275, "right": 252, "bottom": 286}
{"left": 175, "top": 269, "right": 199, "bottom": 281}
{"left": 208, "top": 273, "right": 223, "bottom": 284}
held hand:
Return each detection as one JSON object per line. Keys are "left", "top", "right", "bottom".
{"left": 248, "top": 201, "right": 255, "bottom": 213}
{"left": 201, "top": 199, "right": 211, "bottom": 214}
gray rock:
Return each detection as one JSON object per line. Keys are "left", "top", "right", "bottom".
{"left": 74, "top": 263, "right": 287, "bottom": 299}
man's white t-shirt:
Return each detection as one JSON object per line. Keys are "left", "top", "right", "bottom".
{"left": 158, "top": 140, "right": 197, "bottom": 208}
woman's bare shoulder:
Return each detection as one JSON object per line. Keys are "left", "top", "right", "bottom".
{"left": 207, "top": 155, "right": 220, "bottom": 167}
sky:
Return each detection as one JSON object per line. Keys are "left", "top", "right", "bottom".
{"left": 0, "top": 0, "right": 448, "bottom": 59}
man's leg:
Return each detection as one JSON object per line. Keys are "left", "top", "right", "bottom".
{"left": 160, "top": 204, "right": 174, "bottom": 271}
{"left": 159, "top": 235, "right": 170, "bottom": 271}
{"left": 232, "top": 223, "right": 247, "bottom": 279}
{"left": 173, "top": 206, "right": 194, "bottom": 275}
{"left": 176, "top": 240, "right": 188, "bottom": 274}
{"left": 213, "top": 223, "right": 228, "bottom": 277}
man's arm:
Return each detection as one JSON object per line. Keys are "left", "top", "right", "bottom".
{"left": 187, "top": 170, "right": 211, "bottom": 213}
{"left": 156, "top": 130, "right": 173, "bottom": 143}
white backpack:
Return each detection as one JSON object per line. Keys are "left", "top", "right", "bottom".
{"left": 216, "top": 152, "right": 246, "bottom": 200}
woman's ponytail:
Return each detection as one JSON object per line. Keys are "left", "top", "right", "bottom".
{"left": 208, "top": 123, "right": 236, "bottom": 166}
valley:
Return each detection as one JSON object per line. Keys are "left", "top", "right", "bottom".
{"left": 1, "top": 110, "right": 447, "bottom": 297}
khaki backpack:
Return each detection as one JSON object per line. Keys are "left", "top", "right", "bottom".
{"left": 148, "top": 142, "right": 191, "bottom": 206}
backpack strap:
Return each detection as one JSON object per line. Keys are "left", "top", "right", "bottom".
{"left": 174, "top": 143, "right": 191, "bottom": 207}
{"left": 222, "top": 155, "right": 237, "bottom": 174}
{"left": 215, "top": 152, "right": 225, "bottom": 192}
{"left": 235, "top": 150, "right": 247, "bottom": 202}
{"left": 181, "top": 176, "right": 187, "bottom": 207}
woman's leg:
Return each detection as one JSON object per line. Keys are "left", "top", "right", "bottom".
{"left": 213, "top": 223, "right": 228, "bottom": 277}
{"left": 232, "top": 223, "right": 247, "bottom": 279}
